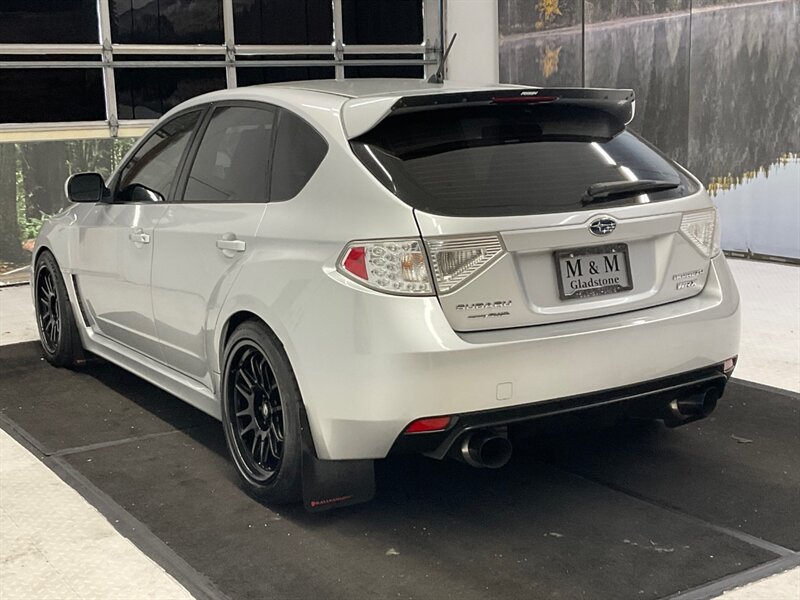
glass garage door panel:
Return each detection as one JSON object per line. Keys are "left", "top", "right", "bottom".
{"left": 342, "top": 0, "right": 423, "bottom": 45}
{"left": 236, "top": 66, "right": 335, "bottom": 87}
{"left": 344, "top": 54, "right": 423, "bottom": 79}
{"left": 110, "top": 0, "right": 224, "bottom": 44}
{"left": 115, "top": 68, "right": 226, "bottom": 119}
{"left": 0, "top": 0, "right": 98, "bottom": 43}
{"left": 0, "top": 69, "right": 105, "bottom": 123}
{"left": 233, "top": 0, "right": 333, "bottom": 45}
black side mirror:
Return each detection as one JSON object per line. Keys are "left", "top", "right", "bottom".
{"left": 65, "top": 172, "right": 108, "bottom": 203}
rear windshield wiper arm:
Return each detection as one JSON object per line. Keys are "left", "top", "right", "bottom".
{"left": 582, "top": 179, "right": 680, "bottom": 204}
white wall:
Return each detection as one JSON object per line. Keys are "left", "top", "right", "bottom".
{"left": 445, "top": 0, "right": 499, "bottom": 84}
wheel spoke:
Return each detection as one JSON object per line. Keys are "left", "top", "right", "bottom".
{"left": 239, "top": 418, "right": 256, "bottom": 436}
{"left": 238, "top": 365, "right": 256, "bottom": 394}
{"left": 270, "top": 419, "right": 284, "bottom": 443}
{"left": 235, "top": 378, "right": 254, "bottom": 401}
{"left": 250, "top": 353, "right": 265, "bottom": 388}
{"left": 267, "top": 428, "right": 281, "bottom": 460}
{"left": 260, "top": 432, "right": 270, "bottom": 464}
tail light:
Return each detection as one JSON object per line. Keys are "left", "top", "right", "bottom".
{"left": 680, "top": 208, "right": 721, "bottom": 258}
{"left": 425, "top": 235, "right": 505, "bottom": 294}
{"left": 338, "top": 238, "right": 433, "bottom": 296}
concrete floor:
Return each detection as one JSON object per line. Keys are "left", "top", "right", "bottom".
{"left": 0, "top": 257, "right": 798, "bottom": 599}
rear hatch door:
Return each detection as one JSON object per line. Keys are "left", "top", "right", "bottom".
{"left": 350, "top": 88, "right": 718, "bottom": 332}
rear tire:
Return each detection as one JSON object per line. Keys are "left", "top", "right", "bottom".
{"left": 221, "top": 320, "right": 303, "bottom": 504}
{"left": 34, "top": 250, "right": 83, "bottom": 368}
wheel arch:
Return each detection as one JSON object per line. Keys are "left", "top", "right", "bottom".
{"left": 215, "top": 307, "right": 295, "bottom": 378}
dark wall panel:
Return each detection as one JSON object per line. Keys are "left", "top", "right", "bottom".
{"left": 233, "top": 0, "right": 333, "bottom": 44}
{"left": 0, "top": 0, "right": 98, "bottom": 43}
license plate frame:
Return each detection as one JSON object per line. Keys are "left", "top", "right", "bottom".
{"left": 555, "top": 243, "right": 633, "bottom": 300}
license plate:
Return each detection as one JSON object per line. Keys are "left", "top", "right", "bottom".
{"left": 555, "top": 243, "right": 633, "bottom": 300}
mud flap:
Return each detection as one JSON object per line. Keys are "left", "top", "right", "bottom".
{"left": 300, "top": 409, "right": 375, "bottom": 512}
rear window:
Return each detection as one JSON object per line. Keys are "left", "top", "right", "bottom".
{"left": 352, "top": 104, "right": 699, "bottom": 217}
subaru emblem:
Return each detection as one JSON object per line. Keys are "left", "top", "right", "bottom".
{"left": 589, "top": 217, "right": 617, "bottom": 236}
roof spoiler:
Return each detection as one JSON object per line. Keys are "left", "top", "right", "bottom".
{"left": 342, "top": 87, "right": 635, "bottom": 139}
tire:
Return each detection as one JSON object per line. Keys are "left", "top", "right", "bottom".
{"left": 221, "top": 320, "right": 303, "bottom": 504}
{"left": 34, "top": 250, "right": 83, "bottom": 368}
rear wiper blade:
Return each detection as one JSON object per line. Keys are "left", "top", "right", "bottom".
{"left": 582, "top": 179, "right": 680, "bottom": 204}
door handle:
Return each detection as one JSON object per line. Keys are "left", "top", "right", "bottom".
{"left": 129, "top": 229, "right": 150, "bottom": 245}
{"left": 216, "top": 233, "right": 246, "bottom": 257}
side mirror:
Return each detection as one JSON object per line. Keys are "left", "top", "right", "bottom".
{"left": 65, "top": 172, "right": 108, "bottom": 203}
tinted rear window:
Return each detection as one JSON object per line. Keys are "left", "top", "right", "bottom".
{"left": 352, "top": 104, "right": 699, "bottom": 217}
{"left": 270, "top": 110, "right": 328, "bottom": 202}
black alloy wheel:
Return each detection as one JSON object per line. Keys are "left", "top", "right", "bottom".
{"left": 221, "top": 320, "right": 303, "bottom": 503}
{"left": 34, "top": 250, "right": 82, "bottom": 367}
{"left": 228, "top": 343, "right": 285, "bottom": 480}
{"left": 36, "top": 264, "right": 61, "bottom": 354}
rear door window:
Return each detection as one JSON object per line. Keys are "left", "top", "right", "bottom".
{"left": 183, "top": 105, "right": 277, "bottom": 203}
{"left": 352, "top": 104, "right": 699, "bottom": 217}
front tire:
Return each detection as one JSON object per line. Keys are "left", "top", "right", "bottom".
{"left": 221, "top": 320, "right": 303, "bottom": 504}
{"left": 34, "top": 250, "right": 83, "bottom": 368}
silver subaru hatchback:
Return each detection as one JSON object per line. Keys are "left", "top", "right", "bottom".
{"left": 34, "top": 79, "right": 740, "bottom": 510}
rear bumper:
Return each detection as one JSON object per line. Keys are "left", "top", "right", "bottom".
{"left": 292, "top": 254, "right": 740, "bottom": 460}
{"left": 391, "top": 363, "right": 730, "bottom": 459}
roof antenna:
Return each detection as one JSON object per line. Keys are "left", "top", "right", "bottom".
{"left": 427, "top": 33, "right": 457, "bottom": 84}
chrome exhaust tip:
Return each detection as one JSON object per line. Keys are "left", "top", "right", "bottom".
{"left": 459, "top": 430, "right": 513, "bottom": 469}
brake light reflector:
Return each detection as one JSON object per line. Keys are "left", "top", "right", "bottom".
{"left": 425, "top": 235, "right": 505, "bottom": 294}
{"left": 680, "top": 208, "right": 721, "bottom": 258}
{"left": 342, "top": 246, "right": 368, "bottom": 280}
{"left": 405, "top": 416, "right": 452, "bottom": 434}
{"left": 338, "top": 239, "right": 433, "bottom": 296}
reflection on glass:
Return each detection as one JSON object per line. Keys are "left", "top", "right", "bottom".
{"left": 233, "top": 0, "right": 333, "bottom": 44}
{"left": 115, "top": 68, "right": 226, "bottom": 119}
{"left": 344, "top": 54, "right": 423, "bottom": 79}
{"left": 584, "top": 5, "right": 691, "bottom": 166}
{"left": 0, "top": 0, "right": 98, "bottom": 43}
{"left": 236, "top": 60, "right": 334, "bottom": 87}
{"left": 0, "top": 69, "right": 105, "bottom": 123}
{"left": 713, "top": 155, "right": 800, "bottom": 259}
{"left": 110, "top": 0, "right": 223, "bottom": 44}
{"left": 342, "top": 0, "right": 423, "bottom": 44}
{"left": 0, "top": 138, "right": 138, "bottom": 277}
{"left": 499, "top": 0, "right": 583, "bottom": 86}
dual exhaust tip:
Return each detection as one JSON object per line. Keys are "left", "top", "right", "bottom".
{"left": 454, "top": 387, "right": 721, "bottom": 468}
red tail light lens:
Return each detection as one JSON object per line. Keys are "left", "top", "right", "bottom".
{"left": 342, "top": 246, "right": 368, "bottom": 280}
{"left": 405, "top": 416, "right": 452, "bottom": 434}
